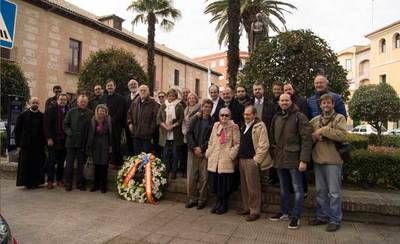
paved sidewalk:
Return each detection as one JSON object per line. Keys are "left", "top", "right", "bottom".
{"left": 0, "top": 179, "right": 398, "bottom": 244}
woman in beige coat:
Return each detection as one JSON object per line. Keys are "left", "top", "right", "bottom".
{"left": 206, "top": 108, "right": 240, "bottom": 214}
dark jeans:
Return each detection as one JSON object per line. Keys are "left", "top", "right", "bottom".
{"left": 179, "top": 144, "right": 188, "bottom": 175}
{"left": 163, "top": 140, "right": 180, "bottom": 174}
{"left": 47, "top": 147, "right": 66, "bottom": 182}
{"left": 93, "top": 164, "right": 108, "bottom": 190}
{"left": 65, "top": 148, "right": 87, "bottom": 188}
{"left": 277, "top": 168, "right": 304, "bottom": 219}
{"left": 133, "top": 138, "right": 152, "bottom": 155}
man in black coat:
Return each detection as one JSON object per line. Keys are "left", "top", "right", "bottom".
{"left": 101, "top": 79, "right": 127, "bottom": 167}
{"left": 209, "top": 85, "right": 224, "bottom": 123}
{"left": 221, "top": 86, "right": 244, "bottom": 126}
{"left": 45, "top": 85, "right": 62, "bottom": 111}
{"left": 88, "top": 84, "right": 103, "bottom": 111}
{"left": 44, "top": 93, "right": 69, "bottom": 189}
{"left": 15, "top": 97, "right": 46, "bottom": 189}
{"left": 125, "top": 79, "right": 139, "bottom": 156}
{"left": 236, "top": 85, "right": 252, "bottom": 107}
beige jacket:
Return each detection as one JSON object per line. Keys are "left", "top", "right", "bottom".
{"left": 251, "top": 119, "right": 273, "bottom": 171}
{"left": 310, "top": 112, "right": 347, "bottom": 165}
{"left": 206, "top": 120, "right": 240, "bottom": 173}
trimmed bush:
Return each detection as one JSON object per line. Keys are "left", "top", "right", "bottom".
{"left": 344, "top": 149, "right": 400, "bottom": 189}
{"left": 345, "top": 133, "right": 368, "bottom": 150}
{"left": 368, "top": 134, "right": 400, "bottom": 148}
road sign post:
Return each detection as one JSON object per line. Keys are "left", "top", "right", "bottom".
{"left": 0, "top": 0, "right": 17, "bottom": 49}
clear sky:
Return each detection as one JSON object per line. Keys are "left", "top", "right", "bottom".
{"left": 66, "top": 0, "right": 400, "bottom": 58}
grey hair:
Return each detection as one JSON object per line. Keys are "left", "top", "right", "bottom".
{"left": 219, "top": 107, "right": 231, "bottom": 116}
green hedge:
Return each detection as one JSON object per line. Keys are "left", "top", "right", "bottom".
{"left": 368, "top": 134, "right": 400, "bottom": 147}
{"left": 344, "top": 149, "right": 400, "bottom": 189}
{"left": 345, "top": 133, "right": 368, "bottom": 150}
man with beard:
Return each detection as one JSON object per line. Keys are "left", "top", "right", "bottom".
{"left": 15, "top": 97, "right": 46, "bottom": 189}
{"left": 88, "top": 85, "right": 104, "bottom": 111}
{"left": 127, "top": 85, "right": 159, "bottom": 155}
{"left": 209, "top": 85, "right": 224, "bottom": 123}
{"left": 44, "top": 93, "right": 69, "bottom": 189}
{"left": 101, "top": 79, "right": 127, "bottom": 167}
{"left": 125, "top": 79, "right": 140, "bottom": 155}
{"left": 221, "top": 86, "right": 244, "bottom": 126}
{"left": 236, "top": 85, "right": 252, "bottom": 106}
{"left": 284, "top": 82, "right": 309, "bottom": 117}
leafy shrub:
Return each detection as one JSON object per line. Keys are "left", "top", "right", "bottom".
{"left": 368, "top": 134, "right": 400, "bottom": 148}
{"left": 345, "top": 133, "right": 368, "bottom": 150}
{"left": 344, "top": 149, "right": 400, "bottom": 189}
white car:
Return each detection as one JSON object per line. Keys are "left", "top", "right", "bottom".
{"left": 383, "top": 128, "right": 400, "bottom": 136}
{"left": 350, "top": 125, "right": 386, "bottom": 135}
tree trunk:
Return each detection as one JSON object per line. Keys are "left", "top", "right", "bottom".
{"left": 227, "top": 0, "right": 241, "bottom": 88}
{"left": 147, "top": 12, "right": 156, "bottom": 94}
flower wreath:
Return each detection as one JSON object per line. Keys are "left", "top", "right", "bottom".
{"left": 117, "top": 153, "right": 167, "bottom": 203}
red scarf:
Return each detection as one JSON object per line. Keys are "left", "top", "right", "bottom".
{"left": 219, "top": 128, "right": 226, "bottom": 144}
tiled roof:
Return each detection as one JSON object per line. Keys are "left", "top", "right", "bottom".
{"left": 30, "top": 0, "right": 221, "bottom": 75}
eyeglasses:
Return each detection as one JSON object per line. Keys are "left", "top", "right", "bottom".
{"left": 220, "top": 114, "right": 230, "bottom": 117}
{"left": 158, "top": 96, "right": 165, "bottom": 99}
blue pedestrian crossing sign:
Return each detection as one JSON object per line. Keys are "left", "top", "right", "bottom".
{"left": 0, "top": 0, "right": 17, "bottom": 49}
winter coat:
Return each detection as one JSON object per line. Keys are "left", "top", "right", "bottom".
{"left": 63, "top": 107, "right": 93, "bottom": 149}
{"left": 127, "top": 96, "right": 159, "bottom": 139}
{"left": 270, "top": 105, "right": 312, "bottom": 169}
{"left": 249, "top": 119, "right": 273, "bottom": 171}
{"left": 86, "top": 116, "right": 112, "bottom": 165}
{"left": 44, "top": 105, "right": 69, "bottom": 149}
{"left": 182, "top": 103, "right": 201, "bottom": 142}
{"left": 310, "top": 111, "right": 347, "bottom": 165}
{"left": 186, "top": 114, "right": 213, "bottom": 153}
{"left": 206, "top": 120, "right": 240, "bottom": 173}
{"left": 156, "top": 102, "right": 184, "bottom": 147}
{"left": 307, "top": 90, "right": 347, "bottom": 119}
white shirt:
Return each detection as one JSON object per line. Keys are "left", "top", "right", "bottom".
{"left": 244, "top": 120, "right": 255, "bottom": 134}
{"left": 130, "top": 91, "right": 138, "bottom": 101}
{"left": 255, "top": 96, "right": 264, "bottom": 105}
{"left": 211, "top": 97, "right": 220, "bottom": 116}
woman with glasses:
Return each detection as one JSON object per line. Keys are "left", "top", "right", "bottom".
{"left": 205, "top": 108, "right": 240, "bottom": 214}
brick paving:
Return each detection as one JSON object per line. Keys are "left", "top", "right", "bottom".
{"left": 0, "top": 179, "right": 399, "bottom": 244}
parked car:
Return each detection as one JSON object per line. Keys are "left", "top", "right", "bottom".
{"left": 383, "top": 128, "right": 400, "bottom": 136}
{"left": 0, "top": 215, "right": 17, "bottom": 244}
{"left": 350, "top": 125, "right": 387, "bottom": 135}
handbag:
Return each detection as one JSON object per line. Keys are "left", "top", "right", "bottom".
{"left": 335, "top": 141, "right": 351, "bottom": 162}
{"left": 84, "top": 158, "right": 95, "bottom": 180}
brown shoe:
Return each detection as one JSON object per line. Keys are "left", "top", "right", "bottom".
{"left": 47, "top": 181, "right": 54, "bottom": 189}
{"left": 237, "top": 209, "right": 250, "bottom": 216}
{"left": 245, "top": 214, "right": 260, "bottom": 222}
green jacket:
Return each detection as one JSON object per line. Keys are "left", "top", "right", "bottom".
{"left": 63, "top": 107, "right": 93, "bottom": 149}
{"left": 270, "top": 105, "right": 312, "bottom": 169}
{"left": 157, "top": 102, "right": 184, "bottom": 147}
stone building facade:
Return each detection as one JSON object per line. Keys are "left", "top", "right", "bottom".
{"left": 1, "top": 0, "right": 220, "bottom": 109}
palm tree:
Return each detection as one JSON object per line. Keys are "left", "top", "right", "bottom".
{"left": 127, "top": 0, "right": 181, "bottom": 92}
{"left": 205, "top": 0, "right": 296, "bottom": 49}
{"left": 227, "top": 0, "right": 241, "bottom": 87}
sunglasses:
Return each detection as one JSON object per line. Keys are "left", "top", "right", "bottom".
{"left": 220, "top": 114, "right": 230, "bottom": 117}
{"left": 158, "top": 96, "right": 165, "bottom": 99}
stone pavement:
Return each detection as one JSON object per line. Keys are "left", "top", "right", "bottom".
{"left": 0, "top": 179, "right": 399, "bottom": 244}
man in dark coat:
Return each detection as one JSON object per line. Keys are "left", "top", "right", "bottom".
{"left": 221, "top": 86, "right": 244, "bottom": 126}
{"left": 236, "top": 85, "right": 252, "bottom": 107}
{"left": 269, "top": 94, "right": 312, "bottom": 229}
{"left": 15, "top": 97, "right": 46, "bottom": 189}
{"left": 127, "top": 85, "right": 159, "bottom": 155}
{"left": 209, "top": 85, "right": 224, "bottom": 123}
{"left": 45, "top": 85, "right": 62, "bottom": 111}
{"left": 88, "top": 84, "right": 104, "bottom": 111}
{"left": 44, "top": 93, "right": 69, "bottom": 189}
{"left": 63, "top": 95, "right": 93, "bottom": 191}
{"left": 125, "top": 79, "right": 139, "bottom": 155}
{"left": 101, "top": 79, "right": 127, "bottom": 167}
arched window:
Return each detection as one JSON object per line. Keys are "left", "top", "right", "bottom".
{"left": 394, "top": 33, "right": 400, "bottom": 49}
{"left": 379, "top": 38, "right": 386, "bottom": 53}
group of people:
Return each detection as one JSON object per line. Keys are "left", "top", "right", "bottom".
{"left": 14, "top": 73, "right": 347, "bottom": 232}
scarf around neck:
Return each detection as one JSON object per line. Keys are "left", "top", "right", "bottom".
{"left": 165, "top": 99, "right": 181, "bottom": 123}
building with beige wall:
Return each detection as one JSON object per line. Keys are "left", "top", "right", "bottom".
{"left": 194, "top": 51, "right": 249, "bottom": 87}
{"left": 337, "top": 20, "right": 400, "bottom": 129}
{"left": 0, "top": 0, "right": 220, "bottom": 109}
